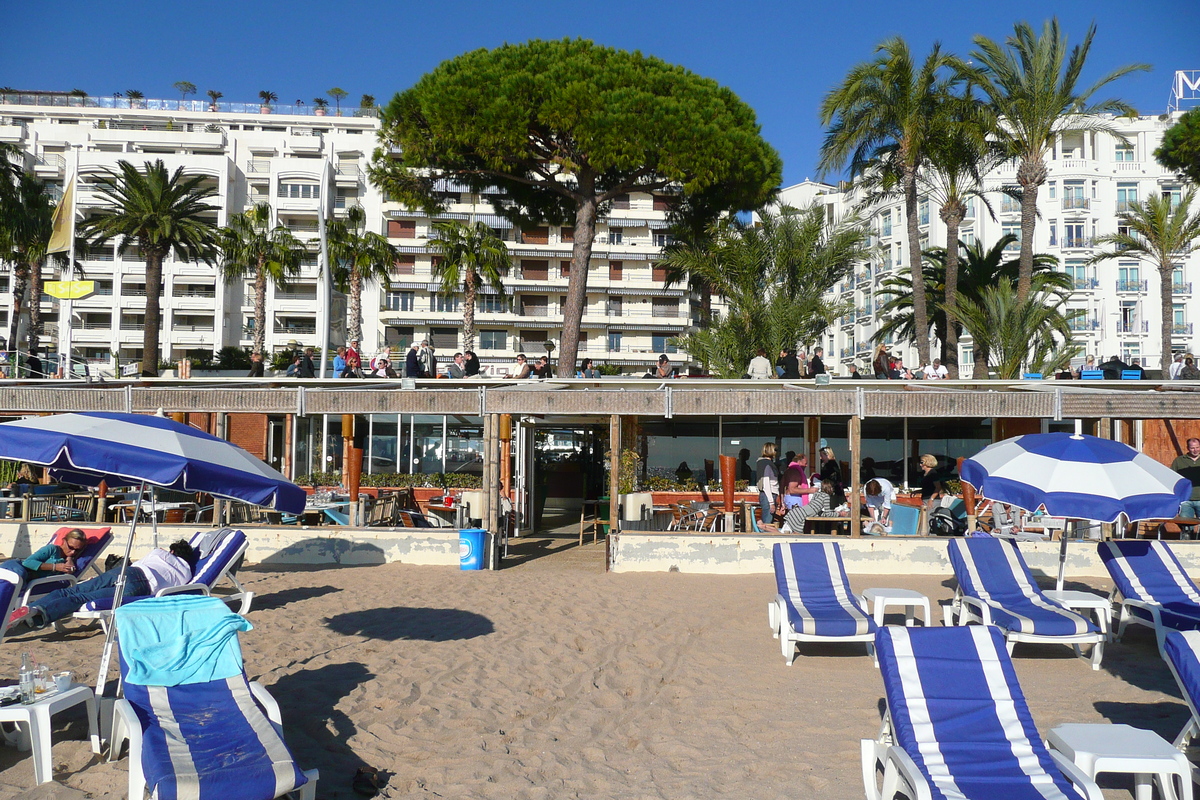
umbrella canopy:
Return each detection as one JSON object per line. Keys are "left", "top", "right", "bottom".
{"left": 960, "top": 432, "right": 1189, "bottom": 524}
{"left": 0, "top": 412, "right": 304, "bottom": 514}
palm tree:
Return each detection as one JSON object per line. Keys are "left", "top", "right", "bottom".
{"left": 427, "top": 220, "right": 510, "bottom": 352}
{"left": 217, "top": 202, "right": 307, "bottom": 356}
{"left": 81, "top": 160, "right": 218, "bottom": 376}
{"left": 327, "top": 205, "right": 400, "bottom": 346}
{"left": 0, "top": 172, "right": 54, "bottom": 357}
{"left": 819, "top": 37, "right": 962, "bottom": 366}
{"left": 916, "top": 113, "right": 1007, "bottom": 377}
{"left": 874, "top": 236, "right": 1068, "bottom": 377}
{"left": 955, "top": 281, "right": 1080, "bottom": 379}
{"left": 327, "top": 88, "right": 348, "bottom": 116}
{"left": 966, "top": 19, "right": 1148, "bottom": 303}
{"left": 664, "top": 204, "right": 871, "bottom": 377}
{"left": 173, "top": 81, "right": 196, "bottom": 108}
{"left": 258, "top": 90, "right": 277, "bottom": 110}
{"left": 1090, "top": 191, "right": 1200, "bottom": 369}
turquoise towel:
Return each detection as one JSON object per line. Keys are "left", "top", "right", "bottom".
{"left": 115, "top": 595, "right": 253, "bottom": 687}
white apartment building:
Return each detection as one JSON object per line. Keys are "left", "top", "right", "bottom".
{"left": 779, "top": 112, "right": 1199, "bottom": 374}
{"left": 0, "top": 95, "right": 693, "bottom": 374}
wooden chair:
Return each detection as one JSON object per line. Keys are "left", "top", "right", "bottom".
{"left": 162, "top": 508, "right": 188, "bottom": 525}
{"left": 579, "top": 499, "right": 601, "bottom": 545}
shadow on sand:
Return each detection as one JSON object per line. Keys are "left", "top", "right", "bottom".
{"left": 325, "top": 606, "right": 494, "bottom": 642}
{"left": 253, "top": 585, "right": 341, "bottom": 611}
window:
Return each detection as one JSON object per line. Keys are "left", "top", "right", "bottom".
{"left": 430, "top": 327, "right": 457, "bottom": 350}
{"left": 385, "top": 291, "right": 414, "bottom": 312}
{"left": 1048, "top": 221, "right": 1057, "bottom": 247}
{"left": 1119, "top": 301, "right": 1139, "bottom": 333}
{"left": 895, "top": 244, "right": 903, "bottom": 265}
{"left": 479, "top": 330, "right": 506, "bottom": 350}
{"left": 607, "top": 331, "right": 622, "bottom": 352}
{"left": 960, "top": 348, "right": 973, "bottom": 366}
{"left": 480, "top": 294, "right": 508, "bottom": 313}
{"left": 520, "top": 295, "right": 548, "bottom": 317}
{"left": 652, "top": 263, "right": 669, "bottom": 282}
{"left": 652, "top": 298, "right": 678, "bottom": 318}
{"left": 384, "top": 326, "right": 413, "bottom": 348}
{"left": 918, "top": 199, "right": 929, "bottom": 226}
{"left": 394, "top": 255, "right": 415, "bottom": 275}
{"left": 521, "top": 260, "right": 548, "bottom": 280}
{"left": 277, "top": 182, "right": 320, "bottom": 199}
{"left": 1063, "top": 223, "right": 1086, "bottom": 249}
{"left": 1115, "top": 143, "right": 1135, "bottom": 162}
{"left": 432, "top": 294, "right": 459, "bottom": 313}
{"left": 653, "top": 195, "right": 678, "bottom": 212}
{"left": 1048, "top": 182, "right": 1056, "bottom": 200}
{"left": 612, "top": 194, "right": 630, "bottom": 210}
{"left": 609, "top": 261, "right": 623, "bottom": 281}
{"left": 960, "top": 229, "right": 976, "bottom": 248}
{"left": 1175, "top": 304, "right": 1186, "bottom": 327}
{"left": 1002, "top": 223, "right": 1021, "bottom": 250}
{"left": 559, "top": 260, "right": 571, "bottom": 278}
{"left": 1121, "top": 341, "right": 1141, "bottom": 364}
{"left": 606, "top": 296, "right": 623, "bottom": 317}
{"left": 652, "top": 333, "right": 677, "bottom": 354}
{"left": 560, "top": 226, "right": 574, "bottom": 243}
{"left": 387, "top": 220, "right": 416, "bottom": 238}
{"left": 522, "top": 227, "right": 548, "bottom": 245}
{"left": 652, "top": 231, "right": 675, "bottom": 247}
{"left": 1065, "top": 261, "right": 1091, "bottom": 290}
{"left": 607, "top": 228, "right": 623, "bottom": 245}
{"left": 1118, "top": 264, "right": 1140, "bottom": 291}
{"left": 881, "top": 211, "right": 892, "bottom": 237}
{"left": 1164, "top": 187, "right": 1183, "bottom": 211}
{"left": 1063, "top": 181, "right": 1087, "bottom": 209}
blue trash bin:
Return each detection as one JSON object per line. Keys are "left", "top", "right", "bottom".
{"left": 459, "top": 528, "right": 488, "bottom": 570}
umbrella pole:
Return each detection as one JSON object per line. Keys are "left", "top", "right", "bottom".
{"left": 1056, "top": 525, "right": 1070, "bottom": 592}
{"left": 150, "top": 487, "right": 159, "bottom": 550}
{"left": 95, "top": 481, "right": 145, "bottom": 696}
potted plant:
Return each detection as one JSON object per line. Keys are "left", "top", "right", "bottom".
{"left": 327, "top": 87, "right": 347, "bottom": 116}
{"left": 125, "top": 89, "right": 145, "bottom": 109}
{"left": 206, "top": 89, "right": 222, "bottom": 112}
{"left": 312, "top": 97, "right": 329, "bottom": 116}
{"left": 258, "top": 90, "right": 277, "bottom": 114}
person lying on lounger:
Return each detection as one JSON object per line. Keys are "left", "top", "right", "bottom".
{"left": 6, "top": 540, "right": 196, "bottom": 633}
{"left": 0, "top": 528, "right": 88, "bottom": 582}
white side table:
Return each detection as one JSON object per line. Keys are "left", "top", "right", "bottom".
{"left": 1047, "top": 723, "right": 1192, "bottom": 800}
{"left": 1044, "top": 589, "right": 1113, "bottom": 639}
{"left": 862, "top": 588, "right": 931, "bottom": 627}
{"left": 0, "top": 684, "right": 101, "bottom": 785}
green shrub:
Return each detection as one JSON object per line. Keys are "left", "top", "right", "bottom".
{"left": 216, "top": 346, "right": 253, "bottom": 371}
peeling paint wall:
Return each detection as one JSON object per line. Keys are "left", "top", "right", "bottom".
{"left": 0, "top": 523, "right": 461, "bottom": 567}
{"left": 609, "top": 533, "right": 1200, "bottom": 577}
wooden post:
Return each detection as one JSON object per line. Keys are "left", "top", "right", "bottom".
{"left": 849, "top": 415, "right": 861, "bottom": 537}
{"left": 1097, "top": 418, "right": 1111, "bottom": 440}
{"left": 609, "top": 415, "right": 620, "bottom": 537}
{"left": 488, "top": 413, "right": 501, "bottom": 567}
{"left": 481, "top": 415, "right": 493, "bottom": 537}
{"left": 499, "top": 414, "right": 512, "bottom": 498}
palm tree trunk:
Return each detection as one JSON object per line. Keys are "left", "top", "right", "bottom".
{"left": 972, "top": 341, "right": 989, "bottom": 379}
{"left": 1161, "top": 259, "right": 1175, "bottom": 372}
{"left": 350, "top": 269, "right": 363, "bottom": 345}
{"left": 1016, "top": 156, "right": 1047, "bottom": 304}
{"left": 27, "top": 258, "right": 44, "bottom": 356}
{"left": 253, "top": 258, "right": 267, "bottom": 356}
{"left": 142, "top": 250, "right": 164, "bottom": 376}
{"left": 559, "top": 179, "right": 599, "bottom": 378}
{"left": 463, "top": 265, "right": 477, "bottom": 353}
{"left": 904, "top": 169, "right": 931, "bottom": 366}
{"left": 941, "top": 211, "right": 962, "bottom": 378}
{"left": 7, "top": 264, "right": 29, "bottom": 360}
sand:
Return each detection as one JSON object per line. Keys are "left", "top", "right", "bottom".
{"left": 0, "top": 550, "right": 1187, "bottom": 799}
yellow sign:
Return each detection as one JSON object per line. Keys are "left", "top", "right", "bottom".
{"left": 43, "top": 281, "right": 95, "bottom": 300}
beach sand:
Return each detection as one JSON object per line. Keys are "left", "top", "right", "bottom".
{"left": 0, "top": 542, "right": 1187, "bottom": 799}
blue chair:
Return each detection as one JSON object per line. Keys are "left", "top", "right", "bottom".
{"left": 1121, "top": 369, "right": 1142, "bottom": 380}
{"left": 111, "top": 596, "right": 317, "bottom": 800}
{"left": 1099, "top": 539, "right": 1200, "bottom": 655}
{"left": 948, "top": 537, "right": 1104, "bottom": 668}
{"left": 1080, "top": 370, "right": 1104, "bottom": 380}
{"left": 1021, "top": 372, "right": 1043, "bottom": 380}
{"left": 1163, "top": 630, "right": 1200, "bottom": 750}
{"left": 768, "top": 542, "right": 876, "bottom": 664}
{"left": 885, "top": 503, "right": 920, "bottom": 536}
{"left": 862, "top": 626, "right": 1102, "bottom": 800}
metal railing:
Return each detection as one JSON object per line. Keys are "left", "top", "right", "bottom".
{"left": 1174, "top": 282, "right": 1193, "bottom": 295}
{"left": 1174, "top": 323, "right": 1194, "bottom": 336}
{"left": 1116, "top": 280, "right": 1148, "bottom": 292}
{"left": 1116, "top": 320, "right": 1149, "bottom": 334}
{"left": 247, "top": 160, "right": 271, "bottom": 174}
{"left": 0, "top": 93, "right": 380, "bottom": 118}
{"left": 274, "top": 325, "right": 317, "bottom": 335}
{"left": 36, "top": 153, "right": 65, "bottom": 169}
{"left": 1062, "top": 197, "right": 1090, "bottom": 210}
{"left": 1071, "top": 277, "right": 1099, "bottom": 290}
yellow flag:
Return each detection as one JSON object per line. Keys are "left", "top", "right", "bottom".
{"left": 45, "top": 175, "right": 75, "bottom": 254}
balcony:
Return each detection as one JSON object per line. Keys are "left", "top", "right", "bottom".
{"left": 1115, "top": 280, "right": 1147, "bottom": 293}
{"left": 1062, "top": 237, "right": 1093, "bottom": 250}
{"left": 274, "top": 324, "right": 317, "bottom": 335}
{"left": 172, "top": 323, "right": 215, "bottom": 332}
{"left": 1117, "top": 201, "right": 1140, "bottom": 213}
{"left": 1174, "top": 323, "right": 1194, "bottom": 336}
{"left": 855, "top": 342, "right": 872, "bottom": 355}
{"left": 840, "top": 347, "right": 854, "bottom": 360}
{"left": 519, "top": 306, "right": 550, "bottom": 318}
{"left": 33, "top": 153, "right": 65, "bottom": 176}
{"left": 854, "top": 270, "right": 872, "bottom": 287}
{"left": 246, "top": 159, "right": 271, "bottom": 174}
{"left": 1071, "top": 277, "right": 1099, "bottom": 290}
{"left": 1116, "top": 320, "right": 1149, "bottom": 334}
{"left": 1174, "top": 283, "right": 1193, "bottom": 295}
{"left": 1067, "top": 317, "right": 1100, "bottom": 332}
{"left": 0, "top": 120, "right": 27, "bottom": 142}
{"left": 173, "top": 286, "right": 216, "bottom": 299}
{"left": 1062, "top": 197, "right": 1091, "bottom": 210}
{"left": 119, "top": 320, "right": 145, "bottom": 331}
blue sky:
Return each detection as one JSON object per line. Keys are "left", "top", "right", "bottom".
{"left": 4, "top": 0, "right": 1198, "bottom": 186}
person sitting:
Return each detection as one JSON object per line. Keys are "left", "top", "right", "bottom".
{"left": 463, "top": 351, "right": 481, "bottom": 378}
{"left": 1097, "top": 354, "right": 1128, "bottom": 380}
{"left": 655, "top": 354, "right": 674, "bottom": 378}
{"left": 922, "top": 359, "right": 948, "bottom": 379}
{"left": 1183, "top": 357, "right": 1200, "bottom": 380}
{"left": 446, "top": 352, "right": 466, "bottom": 379}
{"left": 7, "top": 540, "right": 196, "bottom": 633}
{"left": 747, "top": 349, "right": 773, "bottom": 380}
{"left": 511, "top": 354, "right": 532, "bottom": 380}
{"left": 341, "top": 353, "right": 362, "bottom": 378}
{"left": 577, "top": 358, "right": 600, "bottom": 379}
{"left": 372, "top": 357, "right": 396, "bottom": 378}
{"left": 533, "top": 356, "right": 551, "bottom": 378}
{"left": 0, "top": 529, "right": 87, "bottom": 583}
{"left": 782, "top": 480, "right": 833, "bottom": 532}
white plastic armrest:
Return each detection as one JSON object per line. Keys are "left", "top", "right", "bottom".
{"left": 21, "top": 573, "right": 79, "bottom": 605}
{"left": 881, "top": 746, "right": 933, "bottom": 800}
{"left": 155, "top": 583, "right": 212, "bottom": 598}
{"left": 249, "top": 681, "right": 283, "bottom": 726}
{"left": 114, "top": 698, "right": 146, "bottom": 797}
{"left": 959, "top": 595, "right": 993, "bottom": 626}
{"left": 297, "top": 768, "right": 319, "bottom": 800}
{"left": 1049, "top": 749, "right": 1103, "bottom": 800}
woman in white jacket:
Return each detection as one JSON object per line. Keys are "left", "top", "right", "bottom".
{"left": 755, "top": 442, "right": 780, "bottom": 525}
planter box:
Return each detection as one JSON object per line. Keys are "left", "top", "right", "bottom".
{"left": 650, "top": 491, "right": 758, "bottom": 506}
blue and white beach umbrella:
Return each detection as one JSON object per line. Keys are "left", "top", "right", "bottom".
{"left": 0, "top": 411, "right": 305, "bottom": 513}
{"left": 960, "top": 432, "right": 1189, "bottom": 524}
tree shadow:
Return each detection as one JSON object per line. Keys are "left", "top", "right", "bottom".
{"left": 1093, "top": 700, "right": 1189, "bottom": 742}
{"left": 268, "top": 662, "right": 389, "bottom": 794}
{"left": 258, "top": 538, "right": 388, "bottom": 567}
{"left": 325, "top": 606, "right": 494, "bottom": 642}
{"left": 254, "top": 585, "right": 340, "bottom": 612}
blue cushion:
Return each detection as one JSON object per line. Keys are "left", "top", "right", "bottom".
{"left": 773, "top": 542, "right": 876, "bottom": 637}
{"left": 1101, "top": 540, "right": 1200, "bottom": 630}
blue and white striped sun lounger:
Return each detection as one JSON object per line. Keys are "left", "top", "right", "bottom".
{"left": 768, "top": 541, "right": 876, "bottom": 665}
{"left": 1163, "top": 630, "right": 1200, "bottom": 750}
{"left": 1099, "top": 539, "right": 1200, "bottom": 656}
{"left": 948, "top": 537, "right": 1104, "bottom": 669}
{"left": 863, "top": 626, "right": 1102, "bottom": 800}
{"left": 111, "top": 596, "right": 317, "bottom": 800}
